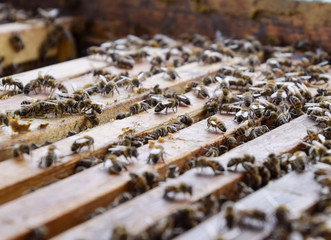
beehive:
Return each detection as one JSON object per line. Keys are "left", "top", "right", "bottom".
{"left": 0, "top": 1, "right": 330, "bottom": 240}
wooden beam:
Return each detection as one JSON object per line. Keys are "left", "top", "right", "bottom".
{"left": 0, "top": 17, "right": 74, "bottom": 67}
{"left": 49, "top": 115, "right": 318, "bottom": 240}
{"left": 0, "top": 58, "right": 241, "bottom": 161}
{"left": 175, "top": 164, "right": 330, "bottom": 240}
{"left": 0, "top": 115, "right": 317, "bottom": 239}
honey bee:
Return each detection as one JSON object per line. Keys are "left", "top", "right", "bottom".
{"left": 25, "top": 225, "right": 48, "bottom": 240}
{"left": 236, "top": 181, "right": 254, "bottom": 199}
{"left": 74, "top": 157, "right": 100, "bottom": 173}
{"left": 38, "top": 145, "right": 58, "bottom": 168}
{"left": 202, "top": 76, "right": 213, "bottom": 86}
{"left": 234, "top": 107, "right": 250, "bottom": 123}
{"left": 110, "top": 192, "right": 133, "bottom": 208}
{"left": 2, "top": 77, "right": 23, "bottom": 92}
{"left": 116, "top": 112, "right": 131, "bottom": 120}
{"left": 151, "top": 55, "right": 163, "bottom": 66}
{"left": 224, "top": 204, "right": 236, "bottom": 229}
{"left": 116, "top": 56, "right": 135, "bottom": 69}
{"left": 207, "top": 116, "right": 226, "bottom": 132}
{"left": 167, "top": 165, "right": 179, "bottom": 178}
{"left": 234, "top": 120, "right": 254, "bottom": 137}
{"left": 129, "top": 101, "right": 150, "bottom": 115}
{"left": 237, "top": 209, "right": 267, "bottom": 230}
{"left": 116, "top": 73, "right": 145, "bottom": 91}
{"left": 9, "top": 32, "right": 24, "bottom": 52}
{"left": 194, "top": 84, "right": 209, "bottom": 98}
{"left": 162, "top": 67, "right": 181, "bottom": 80}
{"left": 289, "top": 151, "right": 307, "bottom": 173}
{"left": 147, "top": 145, "right": 165, "bottom": 164}
{"left": 184, "top": 81, "right": 199, "bottom": 93}
{"left": 102, "top": 81, "right": 119, "bottom": 96}
{"left": 152, "top": 126, "right": 168, "bottom": 138}
{"left": 204, "top": 98, "right": 220, "bottom": 116}
{"left": 204, "top": 146, "right": 220, "bottom": 157}
{"left": 0, "top": 110, "right": 9, "bottom": 126}
{"left": 154, "top": 98, "right": 179, "bottom": 114}
{"left": 108, "top": 146, "right": 138, "bottom": 162}
{"left": 242, "top": 92, "right": 254, "bottom": 107}
{"left": 227, "top": 154, "right": 255, "bottom": 170}
{"left": 23, "top": 80, "right": 40, "bottom": 95}
{"left": 105, "top": 154, "right": 128, "bottom": 174}
{"left": 201, "top": 50, "right": 223, "bottom": 64}
{"left": 111, "top": 226, "right": 129, "bottom": 240}
{"left": 13, "top": 144, "right": 31, "bottom": 158}
{"left": 194, "top": 156, "right": 225, "bottom": 174}
{"left": 271, "top": 88, "right": 287, "bottom": 105}
{"left": 163, "top": 183, "right": 193, "bottom": 200}
{"left": 56, "top": 83, "right": 68, "bottom": 93}
{"left": 129, "top": 172, "right": 149, "bottom": 195}
{"left": 178, "top": 114, "right": 193, "bottom": 126}
{"left": 38, "top": 8, "right": 59, "bottom": 23}
{"left": 71, "top": 135, "right": 95, "bottom": 153}
{"left": 250, "top": 102, "right": 265, "bottom": 118}
{"left": 242, "top": 162, "right": 262, "bottom": 190}
{"left": 263, "top": 153, "right": 281, "bottom": 179}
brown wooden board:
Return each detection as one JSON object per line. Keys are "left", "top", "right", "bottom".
{"left": 0, "top": 17, "right": 73, "bottom": 67}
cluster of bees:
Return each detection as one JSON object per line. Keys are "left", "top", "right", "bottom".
{"left": 5, "top": 31, "right": 331, "bottom": 240}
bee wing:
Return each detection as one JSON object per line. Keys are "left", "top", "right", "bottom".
{"left": 137, "top": 72, "right": 146, "bottom": 81}
{"left": 75, "top": 138, "right": 90, "bottom": 144}
{"left": 318, "top": 134, "right": 326, "bottom": 143}
{"left": 99, "top": 75, "right": 108, "bottom": 83}
{"left": 317, "top": 60, "right": 329, "bottom": 67}
{"left": 245, "top": 127, "right": 254, "bottom": 137}
{"left": 150, "top": 147, "right": 162, "bottom": 154}
{"left": 161, "top": 99, "right": 172, "bottom": 105}
{"left": 48, "top": 8, "right": 59, "bottom": 18}
{"left": 108, "top": 146, "right": 126, "bottom": 152}
{"left": 281, "top": 91, "right": 287, "bottom": 98}
{"left": 214, "top": 76, "right": 223, "bottom": 83}
{"left": 274, "top": 77, "right": 286, "bottom": 82}
{"left": 270, "top": 92, "right": 277, "bottom": 98}
{"left": 304, "top": 103, "right": 318, "bottom": 107}
{"left": 160, "top": 67, "right": 167, "bottom": 72}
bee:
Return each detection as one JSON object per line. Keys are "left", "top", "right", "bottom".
{"left": 153, "top": 126, "right": 168, "bottom": 138}
{"left": 204, "top": 98, "right": 220, "bottom": 116}
{"left": 242, "top": 162, "right": 262, "bottom": 190}
{"left": 73, "top": 89, "right": 90, "bottom": 101}
{"left": 234, "top": 107, "right": 250, "bottom": 123}
{"left": 237, "top": 209, "right": 267, "bottom": 230}
{"left": 174, "top": 93, "right": 191, "bottom": 105}
{"left": 116, "top": 112, "right": 131, "bottom": 120}
{"left": 202, "top": 76, "right": 213, "bottom": 86}
{"left": 108, "top": 146, "right": 138, "bottom": 162}
{"left": 25, "top": 225, "right": 48, "bottom": 240}
{"left": 234, "top": 120, "right": 254, "bottom": 137}
{"left": 242, "top": 92, "right": 254, "bottom": 107}
{"left": 151, "top": 55, "right": 163, "bottom": 66}
{"left": 2, "top": 77, "right": 23, "bottom": 92}
{"left": 289, "top": 151, "right": 307, "bottom": 173}
{"left": 150, "top": 65, "right": 163, "bottom": 75}
{"left": 194, "top": 84, "right": 209, "bottom": 98}
{"left": 162, "top": 67, "right": 181, "bottom": 80}
{"left": 129, "top": 101, "right": 150, "bottom": 115}
{"left": 38, "top": 145, "right": 58, "bottom": 168}
{"left": 178, "top": 114, "right": 193, "bottom": 126}
{"left": 277, "top": 112, "right": 290, "bottom": 126}
{"left": 167, "top": 165, "right": 179, "bottom": 178}
{"left": 116, "top": 56, "right": 135, "bottom": 69}
{"left": 194, "top": 156, "right": 224, "bottom": 174}
{"left": 236, "top": 181, "right": 254, "bottom": 199}
{"left": 263, "top": 153, "right": 281, "bottom": 179}
{"left": 154, "top": 98, "right": 179, "bottom": 114}
{"left": 207, "top": 116, "right": 227, "bottom": 132}
{"left": 289, "top": 95, "right": 302, "bottom": 109}
{"left": 110, "top": 192, "right": 133, "bottom": 208}
{"left": 116, "top": 74, "right": 144, "bottom": 91}
{"left": 9, "top": 32, "right": 24, "bottom": 52}
{"left": 129, "top": 172, "right": 149, "bottom": 195}
{"left": 102, "top": 81, "right": 119, "bottom": 96}
{"left": 74, "top": 157, "right": 100, "bottom": 173}
{"left": 224, "top": 204, "right": 236, "bottom": 229}
{"left": 271, "top": 88, "right": 287, "bottom": 105}
{"left": 71, "top": 135, "right": 95, "bottom": 153}
{"left": 163, "top": 183, "right": 193, "bottom": 200}
{"left": 0, "top": 110, "right": 9, "bottom": 126}
{"left": 23, "top": 80, "right": 40, "bottom": 94}
{"left": 204, "top": 146, "right": 220, "bottom": 157}
{"left": 225, "top": 136, "right": 238, "bottom": 149}
{"left": 13, "top": 144, "right": 31, "bottom": 158}
{"left": 38, "top": 8, "right": 59, "bottom": 23}
{"left": 201, "top": 50, "right": 222, "bottom": 64}
{"left": 105, "top": 154, "right": 128, "bottom": 175}
{"left": 184, "top": 81, "right": 199, "bottom": 93}
{"left": 111, "top": 226, "right": 129, "bottom": 240}
{"left": 227, "top": 154, "right": 255, "bottom": 170}
{"left": 250, "top": 102, "right": 264, "bottom": 118}
{"left": 56, "top": 83, "right": 68, "bottom": 93}
{"left": 147, "top": 145, "right": 165, "bottom": 164}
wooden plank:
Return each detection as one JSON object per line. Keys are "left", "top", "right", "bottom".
{"left": 53, "top": 170, "right": 241, "bottom": 240}
{"left": 0, "top": 100, "right": 233, "bottom": 205}
{"left": 49, "top": 115, "right": 317, "bottom": 240}
{"left": 0, "top": 58, "right": 241, "bottom": 161}
{"left": 0, "top": 17, "right": 73, "bottom": 67}
{"left": 175, "top": 164, "right": 330, "bottom": 240}
{"left": 0, "top": 115, "right": 316, "bottom": 239}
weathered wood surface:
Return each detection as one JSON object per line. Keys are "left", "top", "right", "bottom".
{"left": 0, "top": 58, "right": 240, "bottom": 161}
{"left": 176, "top": 164, "right": 330, "bottom": 240}
{"left": 49, "top": 115, "right": 318, "bottom": 240}
{"left": 0, "top": 17, "right": 73, "bottom": 67}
